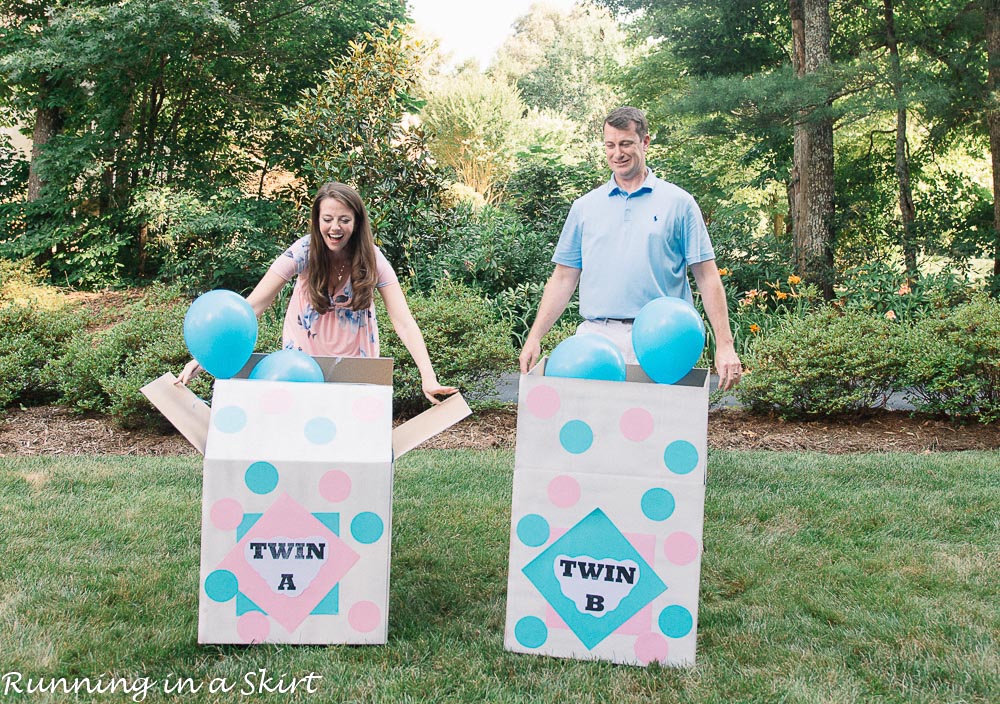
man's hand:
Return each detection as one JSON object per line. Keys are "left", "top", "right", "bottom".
{"left": 519, "top": 339, "right": 542, "bottom": 374}
{"left": 714, "top": 341, "right": 742, "bottom": 391}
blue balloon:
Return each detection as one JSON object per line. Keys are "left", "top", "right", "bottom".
{"left": 545, "top": 334, "right": 627, "bottom": 382}
{"left": 249, "top": 349, "right": 325, "bottom": 383}
{"left": 631, "top": 297, "right": 706, "bottom": 384}
{"left": 183, "top": 290, "right": 258, "bottom": 379}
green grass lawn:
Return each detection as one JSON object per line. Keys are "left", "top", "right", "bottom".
{"left": 1, "top": 449, "right": 997, "bottom": 703}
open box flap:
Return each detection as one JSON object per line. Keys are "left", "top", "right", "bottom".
{"left": 142, "top": 370, "right": 471, "bottom": 459}
{"left": 392, "top": 392, "right": 471, "bottom": 459}
{"left": 140, "top": 373, "right": 211, "bottom": 454}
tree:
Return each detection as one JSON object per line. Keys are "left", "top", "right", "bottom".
{"left": 283, "top": 24, "right": 444, "bottom": 275}
{"left": 882, "top": 0, "right": 918, "bottom": 276}
{"left": 489, "top": 2, "right": 629, "bottom": 126}
{"left": 600, "top": 0, "right": 993, "bottom": 292}
{"left": 420, "top": 72, "right": 525, "bottom": 203}
{"left": 792, "top": 0, "right": 836, "bottom": 298}
{"left": 0, "top": 0, "right": 405, "bottom": 285}
{"left": 987, "top": 0, "right": 1000, "bottom": 280}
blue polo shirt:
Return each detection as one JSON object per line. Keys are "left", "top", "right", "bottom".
{"left": 552, "top": 170, "right": 715, "bottom": 320}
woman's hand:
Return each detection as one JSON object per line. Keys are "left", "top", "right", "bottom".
{"left": 177, "top": 359, "right": 202, "bottom": 386}
{"left": 422, "top": 378, "right": 458, "bottom": 405}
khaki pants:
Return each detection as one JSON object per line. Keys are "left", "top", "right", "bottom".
{"left": 576, "top": 319, "right": 637, "bottom": 365}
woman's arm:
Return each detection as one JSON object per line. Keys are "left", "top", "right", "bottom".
{"left": 177, "top": 271, "right": 288, "bottom": 385}
{"left": 378, "top": 283, "right": 457, "bottom": 405}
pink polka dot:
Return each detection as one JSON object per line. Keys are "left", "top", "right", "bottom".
{"left": 633, "top": 632, "right": 669, "bottom": 665}
{"left": 547, "top": 475, "right": 581, "bottom": 508}
{"left": 348, "top": 601, "right": 381, "bottom": 633}
{"left": 663, "top": 532, "right": 700, "bottom": 565}
{"left": 259, "top": 388, "right": 295, "bottom": 415}
{"left": 319, "top": 470, "right": 352, "bottom": 503}
{"left": 237, "top": 613, "right": 270, "bottom": 643}
{"left": 620, "top": 407, "right": 655, "bottom": 442}
{"left": 353, "top": 396, "right": 384, "bottom": 422}
{"left": 525, "top": 385, "right": 560, "bottom": 419}
{"left": 210, "top": 498, "right": 244, "bottom": 531}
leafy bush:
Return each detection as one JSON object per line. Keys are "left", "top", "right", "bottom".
{"left": 416, "top": 204, "right": 557, "bottom": 300}
{"left": 43, "top": 286, "right": 211, "bottom": 428}
{"left": 835, "top": 262, "right": 974, "bottom": 321}
{"left": 0, "top": 303, "right": 87, "bottom": 409}
{"left": 488, "top": 280, "right": 580, "bottom": 350}
{"left": 505, "top": 145, "right": 604, "bottom": 230}
{"left": 737, "top": 308, "right": 902, "bottom": 419}
{"left": 375, "top": 281, "right": 516, "bottom": 414}
{"left": 715, "top": 274, "right": 822, "bottom": 360}
{"left": 898, "top": 296, "right": 1000, "bottom": 422}
{"left": 0, "top": 260, "right": 86, "bottom": 409}
{"left": 134, "top": 187, "right": 291, "bottom": 295}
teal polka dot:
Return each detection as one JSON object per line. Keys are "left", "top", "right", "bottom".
{"left": 204, "top": 570, "right": 238, "bottom": 602}
{"left": 305, "top": 417, "right": 337, "bottom": 444}
{"left": 559, "top": 420, "right": 593, "bottom": 454}
{"left": 641, "top": 488, "right": 676, "bottom": 521}
{"left": 214, "top": 406, "right": 247, "bottom": 433}
{"left": 516, "top": 514, "right": 550, "bottom": 547}
{"left": 659, "top": 605, "right": 694, "bottom": 638}
{"left": 245, "top": 461, "right": 278, "bottom": 494}
{"left": 350, "top": 512, "right": 384, "bottom": 544}
{"left": 664, "top": 440, "right": 699, "bottom": 475}
{"left": 514, "top": 616, "right": 548, "bottom": 648}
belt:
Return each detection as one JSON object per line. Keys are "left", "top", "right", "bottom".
{"left": 593, "top": 317, "right": 635, "bottom": 323}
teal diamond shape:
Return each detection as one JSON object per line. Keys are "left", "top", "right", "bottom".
{"left": 522, "top": 508, "right": 666, "bottom": 650}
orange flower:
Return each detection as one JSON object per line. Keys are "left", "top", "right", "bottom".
{"left": 885, "top": 310, "right": 897, "bottom": 321}
{"left": 897, "top": 283, "right": 911, "bottom": 295}
{"left": 718, "top": 267, "right": 730, "bottom": 276}
{"left": 749, "top": 324, "right": 761, "bottom": 334}
{"left": 776, "top": 291, "right": 788, "bottom": 300}
{"left": 788, "top": 275, "right": 802, "bottom": 285}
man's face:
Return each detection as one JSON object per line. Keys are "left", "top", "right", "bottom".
{"left": 603, "top": 122, "right": 650, "bottom": 186}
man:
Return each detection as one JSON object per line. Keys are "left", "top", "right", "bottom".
{"left": 518, "top": 106, "right": 742, "bottom": 390}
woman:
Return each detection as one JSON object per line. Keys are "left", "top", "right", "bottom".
{"left": 180, "top": 182, "right": 456, "bottom": 404}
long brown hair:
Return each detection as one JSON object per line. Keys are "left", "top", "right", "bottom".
{"left": 306, "top": 183, "right": 379, "bottom": 313}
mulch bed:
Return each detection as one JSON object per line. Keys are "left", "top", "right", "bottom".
{"left": 2, "top": 405, "right": 999, "bottom": 457}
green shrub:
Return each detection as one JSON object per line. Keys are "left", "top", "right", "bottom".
{"left": 737, "top": 308, "right": 902, "bottom": 419}
{"left": 898, "top": 296, "right": 1000, "bottom": 422}
{"left": 44, "top": 286, "right": 212, "bottom": 428}
{"left": 416, "top": 204, "right": 557, "bottom": 299}
{"left": 836, "top": 262, "right": 975, "bottom": 321}
{"left": 135, "top": 187, "right": 292, "bottom": 295}
{"left": 0, "top": 262, "right": 87, "bottom": 409}
{"left": 0, "top": 303, "right": 87, "bottom": 409}
{"left": 488, "top": 280, "right": 581, "bottom": 350}
{"left": 376, "top": 280, "right": 516, "bottom": 415}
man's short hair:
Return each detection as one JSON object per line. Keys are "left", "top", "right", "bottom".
{"left": 604, "top": 107, "right": 648, "bottom": 141}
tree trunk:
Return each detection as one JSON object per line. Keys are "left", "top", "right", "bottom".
{"left": 26, "top": 78, "right": 64, "bottom": 202}
{"left": 797, "top": 0, "right": 836, "bottom": 299}
{"left": 788, "top": 0, "right": 806, "bottom": 263}
{"left": 884, "top": 0, "right": 918, "bottom": 277}
{"left": 987, "top": 0, "right": 1000, "bottom": 279}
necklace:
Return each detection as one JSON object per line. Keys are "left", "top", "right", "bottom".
{"left": 334, "top": 260, "right": 350, "bottom": 285}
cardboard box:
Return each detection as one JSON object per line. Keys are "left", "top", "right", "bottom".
{"left": 504, "top": 361, "right": 708, "bottom": 667}
{"left": 143, "top": 355, "right": 470, "bottom": 645}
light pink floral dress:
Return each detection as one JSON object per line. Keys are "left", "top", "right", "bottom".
{"left": 268, "top": 236, "right": 398, "bottom": 357}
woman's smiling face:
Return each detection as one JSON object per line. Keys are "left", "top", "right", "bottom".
{"left": 318, "top": 197, "right": 356, "bottom": 255}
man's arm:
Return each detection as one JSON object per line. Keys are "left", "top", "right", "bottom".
{"left": 519, "top": 264, "right": 582, "bottom": 373}
{"left": 690, "top": 259, "right": 742, "bottom": 390}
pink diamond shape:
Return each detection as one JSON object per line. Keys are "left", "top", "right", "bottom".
{"left": 218, "top": 493, "right": 360, "bottom": 634}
